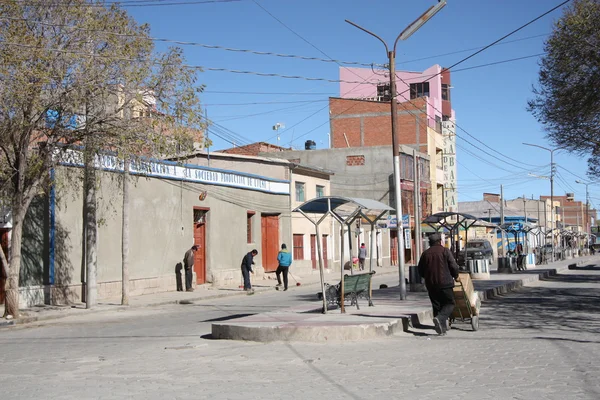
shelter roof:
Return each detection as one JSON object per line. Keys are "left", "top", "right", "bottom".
{"left": 293, "top": 196, "right": 392, "bottom": 215}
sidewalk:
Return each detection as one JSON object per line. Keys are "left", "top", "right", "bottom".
{"left": 211, "top": 255, "right": 600, "bottom": 342}
{"left": 0, "top": 264, "right": 400, "bottom": 327}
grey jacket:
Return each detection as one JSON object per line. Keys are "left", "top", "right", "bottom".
{"left": 358, "top": 247, "right": 367, "bottom": 259}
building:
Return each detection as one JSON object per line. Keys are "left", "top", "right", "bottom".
{"left": 219, "top": 141, "right": 291, "bottom": 157}
{"left": 540, "top": 194, "right": 596, "bottom": 233}
{"left": 260, "top": 145, "right": 431, "bottom": 265}
{"left": 335, "top": 64, "right": 457, "bottom": 213}
{"left": 14, "top": 150, "right": 294, "bottom": 308}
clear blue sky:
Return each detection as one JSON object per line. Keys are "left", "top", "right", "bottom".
{"left": 124, "top": 0, "right": 596, "bottom": 209}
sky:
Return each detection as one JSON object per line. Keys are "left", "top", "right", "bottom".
{"left": 122, "top": 0, "right": 596, "bottom": 209}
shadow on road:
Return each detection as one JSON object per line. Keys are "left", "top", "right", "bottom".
{"left": 481, "top": 273, "right": 600, "bottom": 335}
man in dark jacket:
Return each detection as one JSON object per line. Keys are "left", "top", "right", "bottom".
{"left": 241, "top": 249, "right": 258, "bottom": 293}
{"left": 183, "top": 245, "right": 199, "bottom": 292}
{"left": 418, "top": 233, "right": 459, "bottom": 335}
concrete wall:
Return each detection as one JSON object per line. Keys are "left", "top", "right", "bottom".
{"left": 290, "top": 168, "right": 333, "bottom": 275}
{"left": 19, "top": 161, "right": 291, "bottom": 307}
{"left": 259, "top": 147, "right": 407, "bottom": 268}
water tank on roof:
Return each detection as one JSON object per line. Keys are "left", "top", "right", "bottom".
{"left": 305, "top": 140, "right": 316, "bottom": 150}
{"left": 566, "top": 192, "right": 575, "bottom": 201}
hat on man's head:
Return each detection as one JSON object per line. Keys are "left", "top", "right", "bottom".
{"left": 428, "top": 233, "right": 442, "bottom": 244}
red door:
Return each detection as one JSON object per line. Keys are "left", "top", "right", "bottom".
{"left": 390, "top": 229, "right": 398, "bottom": 266}
{"left": 261, "top": 215, "right": 279, "bottom": 272}
{"left": 322, "top": 235, "right": 328, "bottom": 269}
{"left": 310, "top": 234, "right": 317, "bottom": 269}
{"left": 0, "top": 229, "right": 8, "bottom": 304}
{"left": 193, "top": 209, "right": 207, "bottom": 285}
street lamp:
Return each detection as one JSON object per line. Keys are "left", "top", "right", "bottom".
{"left": 346, "top": 0, "right": 446, "bottom": 300}
{"left": 523, "top": 143, "right": 564, "bottom": 262}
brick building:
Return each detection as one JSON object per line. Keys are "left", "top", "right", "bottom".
{"left": 331, "top": 64, "right": 457, "bottom": 214}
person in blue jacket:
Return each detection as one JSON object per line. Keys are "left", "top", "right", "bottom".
{"left": 276, "top": 244, "right": 293, "bottom": 291}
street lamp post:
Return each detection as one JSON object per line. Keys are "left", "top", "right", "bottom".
{"left": 346, "top": 0, "right": 446, "bottom": 300}
{"left": 523, "top": 143, "right": 563, "bottom": 262}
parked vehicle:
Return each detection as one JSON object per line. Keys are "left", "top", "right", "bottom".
{"left": 457, "top": 239, "right": 494, "bottom": 266}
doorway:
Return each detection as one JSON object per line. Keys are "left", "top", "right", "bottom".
{"left": 390, "top": 229, "right": 398, "bottom": 266}
{"left": 193, "top": 208, "right": 207, "bottom": 285}
{"left": 0, "top": 228, "right": 9, "bottom": 304}
{"left": 261, "top": 214, "right": 279, "bottom": 272}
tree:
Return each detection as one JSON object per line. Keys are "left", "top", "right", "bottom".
{"left": 0, "top": 0, "right": 204, "bottom": 317}
{"left": 528, "top": 0, "right": 600, "bottom": 174}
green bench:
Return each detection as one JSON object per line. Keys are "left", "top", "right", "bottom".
{"left": 322, "top": 271, "right": 375, "bottom": 310}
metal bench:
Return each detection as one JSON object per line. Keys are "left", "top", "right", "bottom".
{"left": 323, "top": 271, "right": 375, "bottom": 310}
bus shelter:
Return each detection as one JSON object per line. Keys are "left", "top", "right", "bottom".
{"left": 293, "top": 196, "right": 393, "bottom": 314}
{"left": 422, "top": 212, "right": 481, "bottom": 261}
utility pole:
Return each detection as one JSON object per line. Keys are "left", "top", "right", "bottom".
{"left": 346, "top": 0, "right": 446, "bottom": 300}
{"left": 205, "top": 108, "right": 210, "bottom": 166}
{"left": 576, "top": 180, "right": 591, "bottom": 249}
{"left": 523, "top": 143, "right": 562, "bottom": 262}
{"left": 412, "top": 149, "right": 421, "bottom": 261}
{"left": 488, "top": 208, "right": 492, "bottom": 223}
{"left": 500, "top": 185, "right": 505, "bottom": 257}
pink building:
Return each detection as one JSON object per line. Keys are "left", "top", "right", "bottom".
{"left": 339, "top": 65, "right": 454, "bottom": 129}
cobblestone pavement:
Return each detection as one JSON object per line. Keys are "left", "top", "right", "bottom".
{"left": 2, "top": 267, "right": 600, "bottom": 399}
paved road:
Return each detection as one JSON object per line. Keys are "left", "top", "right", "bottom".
{"left": 1, "top": 267, "right": 600, "bottom": 399}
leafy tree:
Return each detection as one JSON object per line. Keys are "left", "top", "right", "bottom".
{"left": 528, "top": 0, "right": 600, "bottom": 174}
{"left": 0, "top": 0, "right": 204, "bottom": 317}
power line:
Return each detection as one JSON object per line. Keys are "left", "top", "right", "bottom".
{"left": 0, "top": 40, "right": 385, "bottom": 85}
{"left": 392, "top": 0, "right": 573, "bottom": 102}
{"left": 398, "top": 32, "right": 550, "bottom": 66}
{"left": 3, "top": 0, "right": 243, "bottom": 7}
{"left": 0, "top": 17, "right": 379, "bottom": 67}
{"left": 204, "top": 90, "right": 336, "bottom": 95}
{"left": 394, "top": 75, "right": 545, "bottom": 170}
{"left": 204, "top": 99, "right": 328, "bottom": 106}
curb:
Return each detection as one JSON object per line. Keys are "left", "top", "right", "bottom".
{"left": 210, "top": 257, "right": 598, "bottom": 342}
{"left": 2, "top": 269, "right": 399, "bottom": 328}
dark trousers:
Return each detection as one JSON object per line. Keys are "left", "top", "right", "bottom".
{"left": 276, "top": 265, "right": 289, "bottom": 289}
{"left": 241, "top": 266, "right": 252, "bottom": 290}
{"left": 185, "top": 268, "right": 193, "bottom": 290}
{"left": 359, "top": 258, "right": 365, "bottom": 270}
{"left": 428, "top": 287, "right": 455, "bottom": 322}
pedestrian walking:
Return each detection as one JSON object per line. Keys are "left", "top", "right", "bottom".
{"left": 183, "top": 245, "right": 199, "bottom": 292}
{"left": 358, "top": 243, "right": 367, "bottom": 270}
{"left": 418, "top": 233, "right": 459, "bottom": 336}
{"left": 275, "top": 244, "right": 292, "bottom": 291}
{"left": 241, "top": 249, "right": 258, "bottom": 293}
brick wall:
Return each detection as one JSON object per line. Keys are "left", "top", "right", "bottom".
{"left": 329, "top": 97, "right": 429, "bottom": 148}
{"left": 483, "top": 193, "right": 501, "bottom": 203}
{"left": 220, "top": 142, "right": 290, "bottom": 156}
{"left": 345, "top": 155, "right": 365, "bottom": 166}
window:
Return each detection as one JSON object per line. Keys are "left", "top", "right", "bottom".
{"left": 410, "top": 82, "right": 430, "bottom": 99}
{"left": 376, "top": 83, "right": 391, "bottom": 101}
{"left": 316, "top": 185, "right": 325, "bottom": 198}
{"left": 293, "top": 234, "right": 304, "bottom": 260}
{"left": 247, "top": 212, "right": 255, "bottom": 243}
{"left": 442, "top": 83, "right": 450, "bottom": 101}
{"left": 295, "top": 182, "right": 305, "bottom": 202}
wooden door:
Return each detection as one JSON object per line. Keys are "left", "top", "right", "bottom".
{"left": 322, "top": 235, "right": 328, "bottom": 269}
{"left": 193, "top": 209, "right": 207, "bottom": 285}
{"left": 390, "top": 229, "right": 398, "bottom": 266}
{"left": 310, "top": 234, "right": 317, "bottom": 269}
{"left": 0, "top": 229, "right": 8, "bottom": 304}
{"left": 261, "top": 215, "right": 279, "bottom": 272}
